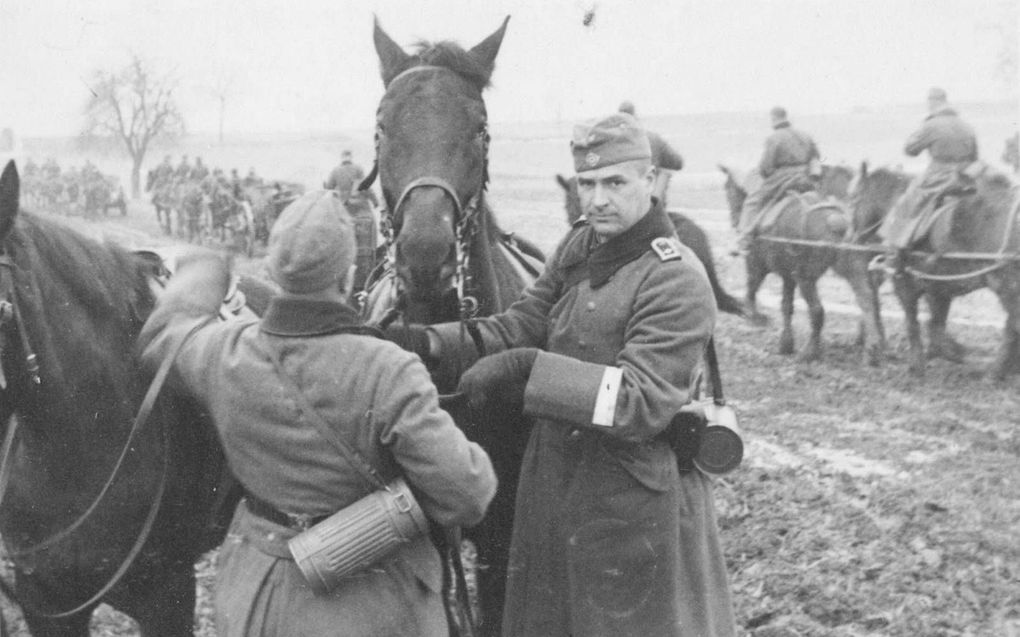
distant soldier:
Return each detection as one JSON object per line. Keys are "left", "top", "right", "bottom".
{"left": 191, "top": 157, "right": 210, "bottom": 181}
{"left": 324, "top": 150, "right": 378, "bottom": 207}
{"left": 23, "top": 158, "right": 38, "bottom": 178}
{"left": 230, "top": 168, "right": 244, "bottom": 199}
{"left": 618, "top": 101, "right": 684, "bottom": 208}
{"left": 154, "top": 155, "right": 175, "bottom": 185}
{"left": 872, "top": 88, "right": 979, "bottom": 274}
{"left": 243, "top": 167, "right": 262, "bottom": 187}
{"left": 176, "top": 155, "right": 192, "bottom": 180}
{"left": 325, "top": 149, "right": 379, "bottom": 292}
{"left": 1002, "top": 132, "right": 1019, "bottom": 174}
{"left": 735, "top": 106, "right": 820, "bottom": 252}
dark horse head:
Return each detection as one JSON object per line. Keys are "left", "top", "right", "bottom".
{"left": 0, "top": 160, "right": 230, "bottom": 634}
{"left": 369, "top": 17, "right": 509, "bottom": 322}
{"left": 849, "top": 162, "right": 910, "bottom": 241}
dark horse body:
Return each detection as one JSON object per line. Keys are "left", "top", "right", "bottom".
{"left": 0, "top": 161, "right": 249, "bottom": 636}
{"left": 720, "top": 164, "right": 860, "bottom": 361}
{"left": 360, "top": 19, "right": 543, "bottom": 636}
{"left": 865, "top": 165, "right": 1020, "bottom": 378}
{"left": 556, "top": 173, "right": 746, "bottom": 317}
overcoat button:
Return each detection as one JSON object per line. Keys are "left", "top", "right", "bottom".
{"left": 586, "top": 302, "right": 595, "bottom": 310}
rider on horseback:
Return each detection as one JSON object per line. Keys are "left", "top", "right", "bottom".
{"left": 735, "top": 106, "right": 821, "bottom": 253}
{"left": 871, "top": 87, "right": 980, "bottom": 275}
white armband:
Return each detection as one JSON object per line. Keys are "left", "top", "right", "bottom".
{"left": 591, "top": 366, "right": 623, "bottom": 427}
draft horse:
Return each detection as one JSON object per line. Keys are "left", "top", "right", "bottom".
{"left": 359, "top": 18, "right": 544, "bottom": 636}
{"left": 720, "top": 164, "right": 855, "bottom": 361}
{"left": 0, "top": 160, "right": 239, "bottom": 636}
{"left": 882, "top": 167, "right": 1020, "bottom": 378}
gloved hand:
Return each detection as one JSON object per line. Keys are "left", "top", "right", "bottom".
{"left": 457, "top": 348, "right": 539, "bottom": 416}
{"left": 384, "top": 323, "right": 433, "bottom": 364}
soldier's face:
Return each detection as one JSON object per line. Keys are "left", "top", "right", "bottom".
{"left": 576, "top": 160, "right": 655, "bottom": 239}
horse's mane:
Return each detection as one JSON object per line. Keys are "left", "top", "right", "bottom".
{"left": 15, "top": 211, "right": 153, "bottom": 327}
{"left": 404, "top": 40, "right": 493, "bottom": 91}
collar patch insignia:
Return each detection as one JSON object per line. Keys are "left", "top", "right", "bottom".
{"left": 651, "top": 237, "right": 683, "bottom": 262}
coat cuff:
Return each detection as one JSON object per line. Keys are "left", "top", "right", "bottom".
{"left": 523, "top": 351, "right": 621, "bottom": 428}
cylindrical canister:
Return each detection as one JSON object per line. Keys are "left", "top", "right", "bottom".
{"left": 288, "top": 478, "right": 429, "bottom": 595}
{"left": 694, "top": 403, "right": 744, "bottom": 475}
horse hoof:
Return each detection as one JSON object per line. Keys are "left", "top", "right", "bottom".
{"left": 749, "top": 312, "right": 770, "bottom": 327}
{"left": 778, "top": 337, "right": 795, "bottom": 356}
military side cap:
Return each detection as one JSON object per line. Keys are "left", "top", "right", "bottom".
{"left": 571, "top": 113, "right": 652, "bottom": 172}
{"left": 268, "top": 190, "right": 356, "bottom": 294}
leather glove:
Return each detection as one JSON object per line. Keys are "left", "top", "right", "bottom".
{"left": 458, "top": 348, "right": 539, "bottom": 416}
{"left": 384, "top": 323, "right": 433, "bottom": 364}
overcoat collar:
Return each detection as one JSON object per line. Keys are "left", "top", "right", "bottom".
{"left": 563, "top": 203, "right": 675, "bottom": 289}
{"left": 926, "top": 106, "right": 958, "bottom": 120}
{"left": 260, "top": 297, "right": 382, "bottom": 337}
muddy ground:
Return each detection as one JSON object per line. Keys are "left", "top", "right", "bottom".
{"left": 2, "top": 191, "right": 1018, "bottom": 636}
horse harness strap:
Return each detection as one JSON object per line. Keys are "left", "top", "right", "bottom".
{"left": 0, "top": 317, "right": 210, "bottom": 618}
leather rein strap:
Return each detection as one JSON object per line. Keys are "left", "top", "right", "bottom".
{"left": 0, "top": 316, "right": 211, "bottom": 618}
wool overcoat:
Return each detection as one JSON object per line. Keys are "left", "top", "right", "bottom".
{"left": 138, "top": 256, "right": 497, "bottom": 637}
{"left": 432, "top": 206, "right": 737, "bottom": 637}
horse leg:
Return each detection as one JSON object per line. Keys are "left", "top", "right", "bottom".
{"left": 990, "top": 270, "right": 1020, "bottom": 379}
{"left": 744, "top": 254, "right": 770, "bottom": 326}
{"left": 778, "top": 275, "right": 796, "bottom": 355}
{"left": 894, "top": 276, "right": 926, "bottom": 376}
{"left": 844, "top": 254, "right": 887, "bottom": 365}
{"left": 796, "top": 275, "right": 825, "bottom": 362}
{"left": 926, "top": 292, "right": 965, "bottom": 363}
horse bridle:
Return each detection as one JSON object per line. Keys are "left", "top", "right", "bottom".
{"left": 360, "top": 65, "right": 492, "bottom": 321}
{"left": 0, "top": 250, "right": 40, "bottom": 389}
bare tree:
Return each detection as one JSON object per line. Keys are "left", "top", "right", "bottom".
{"left": 82, "top": 54, "right": 184, "bottom": 199}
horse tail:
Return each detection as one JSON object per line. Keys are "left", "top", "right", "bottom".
{"left": 669, "top": 212, "right": 747, "bottom": 317}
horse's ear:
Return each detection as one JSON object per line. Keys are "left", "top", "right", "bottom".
{"left": 555, "top": 174, "right": 570, "bottom": 191}
{"left": 0, "top": 160, "right": 19, "bottom": 240}
{"left": 859, "top": 160, "right": 869, "bottom": 178}
{"left": 469, "top": 16, "right": 510, "bottom": 84}
{"left": 373, "top": 16, "right": 412, "bottom": 86}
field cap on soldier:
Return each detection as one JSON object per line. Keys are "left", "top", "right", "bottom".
{"left": 571, "top": 112, "right": 652, "bottom": 173}
{"left": 268, "top": 190, "right": 356, "bottom": 294}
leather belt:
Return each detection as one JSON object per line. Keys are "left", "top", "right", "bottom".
{"left": 244, "top": 494, "right": 330, "bottom": 532}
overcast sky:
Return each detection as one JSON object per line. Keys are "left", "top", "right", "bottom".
{"left": 1, "top": 0, "right": 1017, "bottom": 137}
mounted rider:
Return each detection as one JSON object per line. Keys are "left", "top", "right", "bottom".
{"left": 324, "top": 149, "right": 380, "bottom": 293}
{"left": 736, "top": 106, "right": 821, "bottom": 252}
{"left": 872, "top": 87, "right": 980, "bottom": 274}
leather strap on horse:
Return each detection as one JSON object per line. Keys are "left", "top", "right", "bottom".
{"left": 0, "top": 317, "right": 210, "bottom": 619}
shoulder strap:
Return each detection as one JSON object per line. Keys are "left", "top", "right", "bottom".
{"left": 264, "top": 341, "right": 388, "bottom": 491}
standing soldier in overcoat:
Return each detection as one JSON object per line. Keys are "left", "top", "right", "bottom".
{"left": 138, "top": 191, "right": 497, "bottom": 636}
{"left": 390, "top": 112, "right": 736, "bottom": 637}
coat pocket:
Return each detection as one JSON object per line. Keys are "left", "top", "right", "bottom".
{"left": 598, "top": 436, "right": 677, "bottom": 493}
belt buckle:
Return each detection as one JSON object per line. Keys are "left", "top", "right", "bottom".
{"left": 287, "top": 512, "right": 315, "bottom": 532}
